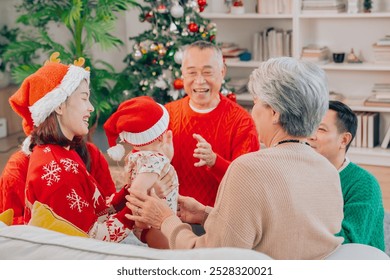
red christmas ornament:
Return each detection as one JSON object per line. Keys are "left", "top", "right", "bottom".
{"left": 157, "top": 4, "right": 168, "bottom": 13}
{"left": 145, "top": 11, "right": 154, "bottom": 23}
{"left": 209, "top": 34, "right": 216, "bottom": 42}
{"left": 198, "top": 0, "right": 207, "bottom": 7}
{"left": 226, "top": 92, "right": 237, "bottom": 103}
{"left": 173, "top": 78, "right": 184, "bottom": 90}
{"left": 233, "top": 0, "right": 244, "bottom": 7}
{"left": 188, "top": 22, "right": 199, "bottom": 33}
{"left": 199, "top": 5, "right": 205, "bottom": 12}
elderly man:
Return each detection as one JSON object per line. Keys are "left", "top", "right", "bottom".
{"left": 165, "top": 41, "right": 259, "bottom": 208}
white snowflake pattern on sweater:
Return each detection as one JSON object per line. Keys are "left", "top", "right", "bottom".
{"left": 41, "top": 160, "right": 61, "bottom": 186}
{"left": 67, "top": 188, "right": 89, "bottom": 213}
{"left": 60, "top": 158, "right": 79, "bottom": 174}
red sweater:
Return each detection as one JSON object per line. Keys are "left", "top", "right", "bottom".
{"left": 165, "top": 94, "right": 259, "bottom": 206}
{"left": 0, "top": 142, "right": 116, "bottom": 225}
{"left": 25, "top": 144, "right": 132, "bottom": 241}
{"left": 0, "top": 150, "right": 28, "bottom": 225}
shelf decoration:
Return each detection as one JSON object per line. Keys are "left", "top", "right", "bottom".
{"left": 231, "top": 1, "right": 245, "bottom": 14}
{"left": 363, "top": 0, "right": 373, "bottom": 13}
{"left": 346, "top": 48, "right": 363, "bottom": 63}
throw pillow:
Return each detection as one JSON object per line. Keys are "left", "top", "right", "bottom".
{"left": 28, "top": 201, "right": 89, "bottom": 238}
{"left": 0, "top": 208, "right": 14, "bottom": 226}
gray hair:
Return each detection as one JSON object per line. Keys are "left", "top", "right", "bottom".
{"left": 182, "top": 41, "right": 224, "bottom": 69}
{"left": 248, "top": 57, "right": 329, "bottom": 137}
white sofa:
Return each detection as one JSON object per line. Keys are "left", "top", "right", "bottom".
{"left": 0, "top": 222, "right": 272, "bottom": 260}
{"left": 0, "top": 221, "right": 388, "bottom": 260}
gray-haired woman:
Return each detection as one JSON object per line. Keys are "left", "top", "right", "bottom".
{"left": 125, "top": 57, "right": 344, "bottom": 260}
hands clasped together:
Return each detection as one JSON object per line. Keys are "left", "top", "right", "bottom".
{"left": 126, "top": 192, "right": 206, "bottom": 229}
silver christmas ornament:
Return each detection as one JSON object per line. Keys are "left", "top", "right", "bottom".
{"left": 169, "top": 22, "right": 178, "bottom": 33}
{"left": 174, "top": 49, "right": 183, "bottom": 64}
{"left": 132, "top": 50, "right": 143, "bottom": 61}
{"left": 170, "top": 3, "right": 184, "bottom": 18}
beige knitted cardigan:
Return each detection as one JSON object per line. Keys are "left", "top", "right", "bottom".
{"left": 162, "top": 143, "right": 344, "bottom": 260}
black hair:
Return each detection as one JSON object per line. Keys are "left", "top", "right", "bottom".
{"left": 329, "top": 100, "right": 357, "bottom": 152}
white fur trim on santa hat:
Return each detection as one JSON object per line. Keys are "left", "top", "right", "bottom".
{"left": 119, "top": 104, "right": 169, "bottom": 146}
{"left": 107, "top": 143, "right": 126, "bottom": 161}
{"left": 21, "top": 135, "right": 32, "bottom": 155}
{"left": 29, "top": 65, "right": 90, "bottom": 127}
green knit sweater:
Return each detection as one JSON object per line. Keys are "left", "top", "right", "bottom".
{"left": 336, "top": 162, "right": 385, "bottom": 251}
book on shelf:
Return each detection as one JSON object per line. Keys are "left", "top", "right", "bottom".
{"left": 252, "top": 28, "right": 292, "bottom": 62}
{"left": 372, "top": 83, "right": 390, "bottom": 90}
{"left": 362, "top": 113, "right": 368, "bottom": 148}
{"left": 370, "top": 83, "right": 390, "bottom": 99}
{"left": 355, "top": 112, "right": 363, "bottom": 148}
{"left": 227, "top": 78, "right": 248, "bottom": 94}
{"left": 301, "top": 45, "right": 330, "bottom": 64}
{"left": 372, "top": 44, "right": 390, "bottom": 63}
{"left": 343, "top": 97, "right": 366, "bottom": 107}
{"left": 257, "top": 0, "right": 292, "bottom": 15}
{"left": 373, "top": 92, "right": 390, "bottom": 99}
{"left": 353, "top": 112, "right": 380, "bottom": 148}
{"left": 364, "top": 95, "right": 390, "bottom": 107}
{"left": 219, "top": 42, "right": 247, "bottom": 61}
{"left": 367, "top": 112, "right": 380, "bottom": 148}
{"left": 301, "top": 1, "right": 346, "bottom": 14}
{"left": 329, "top": 91, "right": 345, "bottom": 102}
{"left": 381, "top": 124, "right": 390, "bottom": 149}
{"left": 376, "top": 35, "right": 390, "bottom": 46}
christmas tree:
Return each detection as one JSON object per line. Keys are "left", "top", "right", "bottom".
{"left": 121, "top": 0, "right": 218, "bottom": 104}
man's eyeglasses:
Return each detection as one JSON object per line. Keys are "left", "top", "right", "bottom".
{"left": 182, "top": 68, "right": 215, "bottom": 80}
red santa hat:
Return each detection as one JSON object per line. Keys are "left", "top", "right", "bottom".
{"left": 9, "top": 58, "right": 90, "bottom": 154}
{"left": 103, "top": 96, "right": 169, "bottom": 161}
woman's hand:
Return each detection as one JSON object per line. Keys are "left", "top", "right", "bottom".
{"left": 152, "top": 163, "right": 177, "bottom": 198}
{"left": 125, "top": 190, "right": 174, "bottom": 229}
{"left": 177, "top": 195, "right": 207, "bottom": 224}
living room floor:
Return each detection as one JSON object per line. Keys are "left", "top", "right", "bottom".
{"left": 1, "top": 131, "right": 390, "bottom": 211}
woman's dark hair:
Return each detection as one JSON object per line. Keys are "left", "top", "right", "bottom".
{"left": 29, "top": 112, "right": 91, "bottom": 171}
{"left": 329, "top": 100, "right": 357, "bottom": 152}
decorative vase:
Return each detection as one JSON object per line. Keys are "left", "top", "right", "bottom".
{"left": 210, "top": 0, "right": 229, "bottom": 13}
{"left": 347, "top": 0, "right": 359, "bottom": 13}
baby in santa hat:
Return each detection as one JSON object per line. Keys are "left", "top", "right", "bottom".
{"left": 103, "top": 96, "right": 179, "bottom": 233}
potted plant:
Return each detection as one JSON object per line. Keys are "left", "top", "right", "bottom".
{"left": 363, "top": 0, "right": 372, "bottom": 12}
{"left": 0, "top": 25, "right": 19, "bottom": 88}
{"left": 3, "top": 0, "right": 138, "bottom": 128}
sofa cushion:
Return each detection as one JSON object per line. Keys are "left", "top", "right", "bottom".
{"left": 28, "top": 201, "right": 88, "bottom": 238}
{"left": 0, "top": 222, "right": 272, "bottom": 260}
{"left": 0, "top": 208, "right": 14, "bottom": 226}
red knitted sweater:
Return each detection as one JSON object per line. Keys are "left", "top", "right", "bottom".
{"left": 24, "top": 144, "right": 132, "bottom": 241}
{"left": 0, "top": 142, "right": 116, "bottom": 225}
{"left": 165, "top": 94, "right": 259, "bottom": 206}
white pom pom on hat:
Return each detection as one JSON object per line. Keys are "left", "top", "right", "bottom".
{"left": 103, "top": 96, "right": 169, "bottom": 161}
{"left": 107, "top": 143, "right": 126, "bottom": 162}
